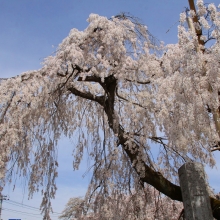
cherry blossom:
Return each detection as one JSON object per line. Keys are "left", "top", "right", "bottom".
{"left": 1, "top": 1, "right": 220, "bottom": 219}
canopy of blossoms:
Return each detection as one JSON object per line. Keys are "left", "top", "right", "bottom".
{"left": 1, "top": 0, "right": 220, "bottom": 218}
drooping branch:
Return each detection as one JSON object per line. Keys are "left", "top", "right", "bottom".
{"left": 0, "top": 91, "right": 16, "bottom": 124}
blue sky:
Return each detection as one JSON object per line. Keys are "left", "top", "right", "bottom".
{"left": 1, "top": 0, "right": 220, "bottom": 219}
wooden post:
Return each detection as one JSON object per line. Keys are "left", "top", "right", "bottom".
{"left": 188, "top": 0, "right": 205, "bottom": 46}
{"left": 178, "top": 162, "right": 213, "bottom": 220}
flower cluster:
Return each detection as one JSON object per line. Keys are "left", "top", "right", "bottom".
{"left": 1, "top": 1, "right": 220, "bottom": 218}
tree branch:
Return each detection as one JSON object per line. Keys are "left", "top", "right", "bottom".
{"left": 125, "top": 78, "right": 151, "bottom": 84}
{"left": 68, "top": 87, "right": 105, "bottom": 105}
{"left": 118, "top": 127, "right": 183, "bottom": 200}
{"left": 116, "top": 87, "right": 147, "bottom": 109}
{"left": 77, "top": 75, "right": 102, "bottom": 84}
{"left": 211, "top": 147, "right": 220, "bottom": 152}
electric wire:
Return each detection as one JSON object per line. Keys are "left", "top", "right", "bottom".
{"left": 3, "top": 199, "right": 61, "bottom": 218}
{"left": 5, "top": 199, "right": 61, "bottom": 215}
{"left": 3, "top": 207, "right": 43, "bottom": 218}
{"left": 5, "top": 200, "right": 40, "bottom": 211}
{"left": 3, "top": 206, "right": 60, "bottom": 219}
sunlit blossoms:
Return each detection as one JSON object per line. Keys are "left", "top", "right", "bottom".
{"left": 59, "top": 187, "right": 183, "bottom": 220}
{"left": 1, "top": 1, "right": 220, "bottom": 219}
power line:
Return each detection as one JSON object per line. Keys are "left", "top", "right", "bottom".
{"left": 5, "top": 200, "right": 40, "bottom": 211}
{"left": 4, "top": 199, "right": 61, "bottom": 216}
{"left": 11, "top": 199, "right": 61, "bottom": 214}
{"left": 3, "top": 206, "right": 61, "bottom": 219}
{"left": 3, "top": 207, "right": 42, "bottom": 219}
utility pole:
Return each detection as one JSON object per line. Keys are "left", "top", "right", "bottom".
{"left": 188, "top": 0, "right": 205, "bottom": 47}
{"left": 0, "top": 194, "right": 8, "bottom": 220}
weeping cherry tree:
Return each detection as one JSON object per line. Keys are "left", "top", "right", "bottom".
{"left": 1, "top": 0, "right": 220, "bottom": 219}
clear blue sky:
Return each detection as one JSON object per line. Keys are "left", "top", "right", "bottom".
{"left": 1, "top": 1, "right": 220, "bottom": 219}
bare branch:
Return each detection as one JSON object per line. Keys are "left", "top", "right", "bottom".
{"left": 211, "top": 147, "right": 220, "bottom": 152}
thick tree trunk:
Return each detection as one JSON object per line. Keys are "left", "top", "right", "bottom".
{"left": 69, "top": 72, "right": 220, "bottom": 219}
{"left": 101, "top": 75, "right": 220, "bottom": 220}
